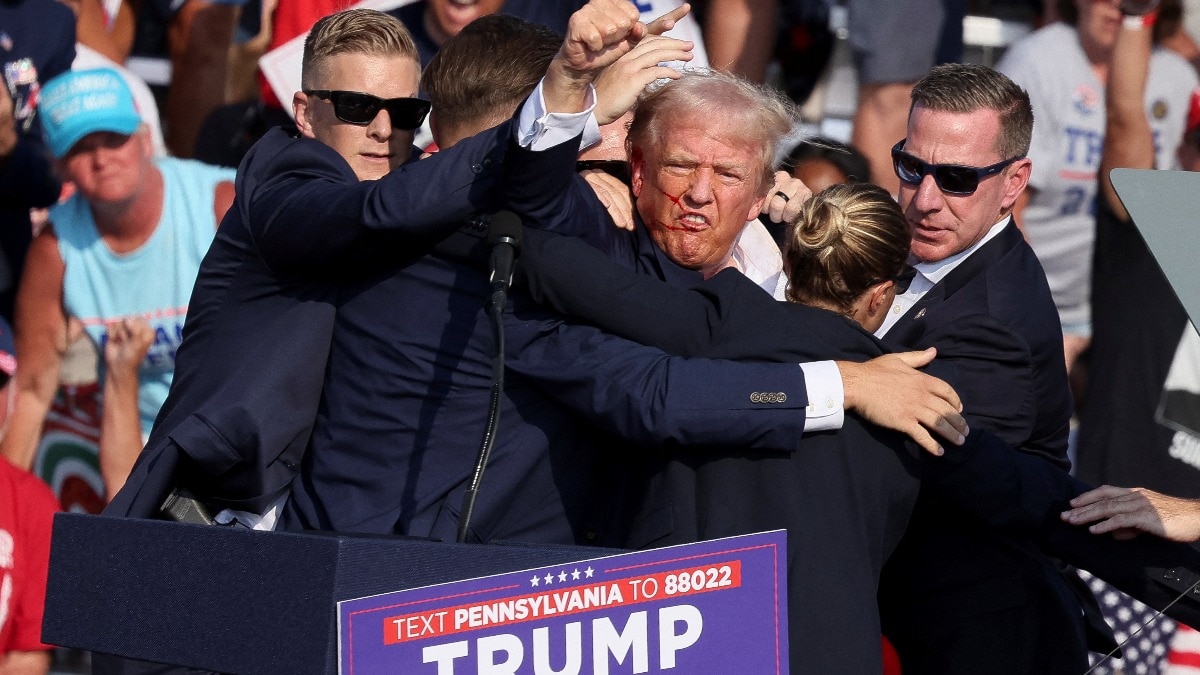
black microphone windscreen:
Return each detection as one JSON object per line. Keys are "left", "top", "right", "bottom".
{"left": 488, "top": 211, "right": 523, "bottom": 247}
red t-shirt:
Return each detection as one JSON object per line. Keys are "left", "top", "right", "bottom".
{"left": 0, "top": 456, "right": 58, "bottom": 655}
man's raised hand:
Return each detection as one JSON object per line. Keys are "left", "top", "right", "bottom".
{"left": 545, "top": 0, "right": 644, "bottom": 115}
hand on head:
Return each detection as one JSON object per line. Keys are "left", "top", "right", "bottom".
{"left": 594, "top": 35, "right": 693, "bottom": 125}
{"left": 547, "top": 0, "right": 693, "bottom": 115}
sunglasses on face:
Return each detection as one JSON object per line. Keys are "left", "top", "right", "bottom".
{"left": 304, "top": 90, "right": 431, "bottom": 130}
{"left": 891, "top": 140, "right": 1023, "bottom": 195}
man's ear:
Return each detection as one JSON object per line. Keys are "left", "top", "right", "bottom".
{"left": 1000, "top": 157, "right": 1032, "bottom": 211}
{"left": 293, "top": 91, "right": 315, "bottom": 139}
{"left": 630, "top": 147, "right": 646, "bottom": 199}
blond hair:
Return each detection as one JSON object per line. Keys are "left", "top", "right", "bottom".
{"left": 301, "top": 9, "right": 418, "bottom": 89}
{"left": 626, "top": 69, "right": 797, "bottom": 196}
{"left": 784, "top": 183, "right": 910, "bottom": 313}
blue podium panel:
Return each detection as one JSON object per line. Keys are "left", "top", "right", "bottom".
{"left": 43, "top": 513, "right": 615, "bottom": 675}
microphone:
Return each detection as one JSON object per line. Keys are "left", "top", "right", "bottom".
{"left": 488, "top": 210, "right": 522, "bottom": 303}
{"left": 458, "top": 211, "right": 521, "bottom": 544}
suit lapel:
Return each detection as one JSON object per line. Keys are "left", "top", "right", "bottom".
{"left": 887, "top": 282, "right": 945, "bottom": 345}
{"left": 884, "top": 221, "right": 1023, "bottom": 344}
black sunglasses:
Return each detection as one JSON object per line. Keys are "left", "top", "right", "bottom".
{"left": 868, "top": 265, "right": 916, "bottom": 294}
{"left": 891, "top": 140, "right": 1022, "bottom": 195}
{"left": 304, "top": 90, "right": 431, "bottom": 130}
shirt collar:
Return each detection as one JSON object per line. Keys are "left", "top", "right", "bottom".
{"left": 912, "top": 215, "right": 1012, "bottom": 285}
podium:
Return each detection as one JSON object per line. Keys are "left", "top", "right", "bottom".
{"left": 42, "top": 513, "right": 619, "bottom": 674}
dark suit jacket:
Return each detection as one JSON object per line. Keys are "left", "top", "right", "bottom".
{"left": 519, "top": 227, "right": 1200, "bottom": 671}
{"left": 519, "top": 228, "right": 918, "bottom": 672}
{"left": 269, "top": 133, "right": 819, "bottom": 544}
{"left": 879, "top": 220, "right": 1096, "bottom": 674}
{"left": 106, "top": 124, "right": 510, "bottom": 519}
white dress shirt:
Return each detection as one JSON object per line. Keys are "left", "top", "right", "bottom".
{"left": 876, "top": 216, "right": 1013, "bottom": 339}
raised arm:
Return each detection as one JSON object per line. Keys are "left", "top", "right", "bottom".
{"left": 0, "top": 231, "right": 69, "bottom": 470}
{"left": 1099, "top": 11, "right": 1156, "bottom": 221}
{"left": 243, "top": 122, "right": 511, "bottom": 275}
{"left": 99, "top": 317, "right": 155, "bottom": 499}
{"left": 519, "top": 228, "right": 734, "bottom": 354}
{"left": 518, "top": 233, "right": 966, "bottom": 454}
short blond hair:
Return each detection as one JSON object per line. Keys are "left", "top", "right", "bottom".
{"left": 301, "top": 9, "right": 418, "bottom": 90}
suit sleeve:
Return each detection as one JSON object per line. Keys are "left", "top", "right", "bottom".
{"left": 501, "top": 138, "right": 637, "bottom": 247}
{"left": 520, "top": 229, "right": 740, "bottom": 356}
{"left": 912, "top": 312, "right": 1066, "bottom": 465}
{"left": 506, "top": 315, "right": 810, "bottom": 449}
{"left": 244, "top": 123, "right": 509, "bottom": 274}
{"left": 926, "top": 428, "right": 1200, "bottom": 630}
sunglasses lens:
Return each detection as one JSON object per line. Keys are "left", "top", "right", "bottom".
{"left": 383, "top": 99, "right": 430, "bottom": 130}
{"left": 933, "top": 166, "right": 979, "bottom": 195}
{"left": 322, "top": 91, "right": 430, "bottom": 130}
{"left": 892, "top": 147, "right": 982, "bottom": 196}
{"left": 332, "top": 93, "right": 380, "bottom": 124}
{"left": 894, "top": 152, "right": 924, "bottom": 184}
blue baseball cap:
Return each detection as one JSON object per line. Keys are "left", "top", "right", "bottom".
{"left": 38, "top": 68, "right": 143, "bottom": 158}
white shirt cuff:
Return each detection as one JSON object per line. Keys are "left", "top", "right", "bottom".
{"left": 516, "top": 79, "right": 601, "bottom": 151}
{"left": 800, "top": 360, "right": 844, "bottom": 432}
{"left": 213, "top": 492, "right": 287, "bottom": 531}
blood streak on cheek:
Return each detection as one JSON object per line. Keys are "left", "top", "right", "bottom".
{"left": 658, "top": 188, "right": 684, "bottom": 208}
